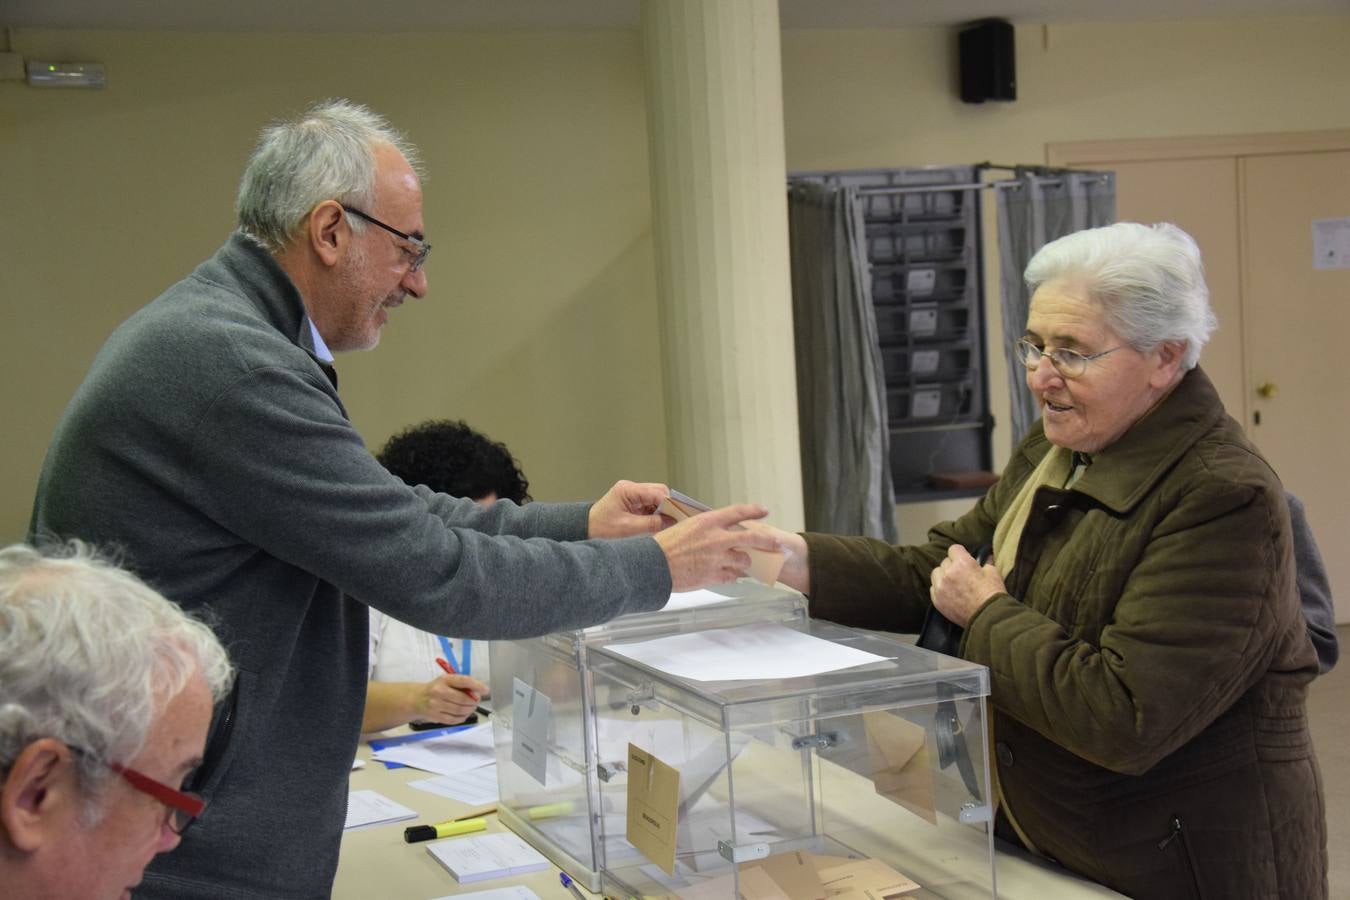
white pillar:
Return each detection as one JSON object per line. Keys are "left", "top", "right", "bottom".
{"left": 640, "top": 0, "right": 805, "bottom": 530}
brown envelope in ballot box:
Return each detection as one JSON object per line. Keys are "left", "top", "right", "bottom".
{"left": 863, "top": 711, "right": 937, "bottom": 826}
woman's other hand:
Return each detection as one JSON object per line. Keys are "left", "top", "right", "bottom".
{"left": 930, "top": 543, "right": 1006, "bottom": 627}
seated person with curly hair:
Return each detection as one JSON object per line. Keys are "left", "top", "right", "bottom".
{"left": 363, "top": 420, "right": 532, "bottom": 732}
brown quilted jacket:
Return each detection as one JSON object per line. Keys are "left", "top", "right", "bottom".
{"left": 805, "top": 367, "right": 1326, "bottom": 899}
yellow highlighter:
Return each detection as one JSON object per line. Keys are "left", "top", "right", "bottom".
{"left": 526, "top": 801, "right": 575, "bottom": 820}
{"left": 403, "top": 817, "right": 487, "bottom": 843}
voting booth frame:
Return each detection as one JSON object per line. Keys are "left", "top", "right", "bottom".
{"left": 489, "top": 583, "right": 996, "bottom": 899}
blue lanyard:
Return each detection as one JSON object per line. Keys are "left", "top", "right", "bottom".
{"left": 437, "top": 635, "right": 460, "bottom": 673}
{"left": 436, "top": 635, "right": 473, "bottom": 675}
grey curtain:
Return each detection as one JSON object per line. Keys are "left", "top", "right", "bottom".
{"left": 788, "top": 180, "right": 898, "bottom": 541}
{"left": 996, "top": 170, "right": 1116, "bottom": 443}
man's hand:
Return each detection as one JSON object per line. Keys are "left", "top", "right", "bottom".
{"left": 654, "top": 504, "right": 780, "bottom": 591}
{"left": 929, "top": 544, "right": 1005, "bottom": 628}
{"left": 588, "top": 480, "right": 671, "bottom": 539}
{"left": 416, "top": 673, "right": 489, "bottom": 725}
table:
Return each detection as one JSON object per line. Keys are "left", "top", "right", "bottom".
{"left": 335, "top": 739, "right": 1125, "bottom": 900}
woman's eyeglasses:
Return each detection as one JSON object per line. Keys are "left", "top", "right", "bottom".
{"left": 1015, "top": 338, "right": 1125, "bottom": 378}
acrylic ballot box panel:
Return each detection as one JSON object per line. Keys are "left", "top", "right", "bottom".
{"left": 489, "top": 583, "right": 808, "bottom": 891}
{"left": 588, "top": 620, "right": 995, "bottom": 900}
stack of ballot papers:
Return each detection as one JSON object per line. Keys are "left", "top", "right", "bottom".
{"left": 426, "top": 832, "right": 550, "bottom": 883}
{"left": 343, "top": 789, "right": 418, "bottom": 830}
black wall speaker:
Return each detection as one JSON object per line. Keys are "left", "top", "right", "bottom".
{"left": 959, "top": 19, "right": 1016, "bottom": 104}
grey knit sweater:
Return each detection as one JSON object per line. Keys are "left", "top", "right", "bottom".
{"left": 30, "top": 232, "right": 671, "bottom": 898}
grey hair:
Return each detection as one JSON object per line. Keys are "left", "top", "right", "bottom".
{"left": 0, "top": 542, "right": 234, "bottom": 823}
{"left": 1024, "top": 222, "right": 1217, "bottom": 370}
{"left": 236, "top": 98, "right": 423, "bottom": 252}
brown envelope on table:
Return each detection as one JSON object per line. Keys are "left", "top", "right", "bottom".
{"left": 740, "top": 849, "right": 826, "bottom": 900}
{"left": 676, "top": 867, "right": 791, "bottom": 900}
{"left": 863, "top": 711, "right": 936, "bottom": 826}
{"left": 737, "top": 866, "right": 794, "bottom": 900}
{"left": 658, "top": 495, "right": 786, "bottom": 586}
{"left": 816, "top": 858, "right": 921, "bottom": 898}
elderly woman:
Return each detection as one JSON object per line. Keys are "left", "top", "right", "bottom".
{"left": 774, "top": 222, "right": 1326, "bottom": 899}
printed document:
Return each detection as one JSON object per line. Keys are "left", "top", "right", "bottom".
{"left": 605, "top": 622, "right": 891, "bottom": 681}
{"left": 371, "top": 722, "right": 495, "bottom": 777}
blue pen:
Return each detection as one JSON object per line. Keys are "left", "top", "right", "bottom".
{"left": 559, "top": 871, "right": 587, "bottom": 900}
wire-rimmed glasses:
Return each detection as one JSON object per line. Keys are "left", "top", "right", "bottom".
{"left": 340, "top": 204, "right": 431, "bottom": 272}
{"left": 1014, "top": 338, "right": 1125, "bottom": 378}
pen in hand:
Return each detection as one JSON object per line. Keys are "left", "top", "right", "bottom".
{"left": 436, "top": 656, "right": 492, "bottom": 719}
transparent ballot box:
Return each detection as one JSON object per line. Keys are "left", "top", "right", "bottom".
{"left": 489, "top": 582, "right": 808, "bottom": 890}
{"left": 588, "top": 620, "right": 995, "bottom": 899}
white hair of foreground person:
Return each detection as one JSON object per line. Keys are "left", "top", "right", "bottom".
{"left": 0, "top": 541, "right": 234, "bottom": 822}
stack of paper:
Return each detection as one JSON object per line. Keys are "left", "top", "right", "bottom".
{"left": 426, "top": 832, "right": 551, "bottom": 884}
{"left": 343, "top": 789, "right": 418, "bottom": 831}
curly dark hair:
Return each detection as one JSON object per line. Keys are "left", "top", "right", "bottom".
{"left": 376, "top": 419, "right": 531, "bottom": 504}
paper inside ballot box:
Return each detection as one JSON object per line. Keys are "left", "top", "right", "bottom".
{"left": 739, "top": 849, "right": 826, "bottom": 900}
{"left": 862, "top": 711, "right": 937, "bottom": 826}
{"left": 672, "top": 865, "right": 791, "bottom": 900}
{"left": 627, "top": 743, "right": 681, "bottom": 875}
{"left": 672, "top": 851, "right": 920, "bottom": 900}
{"left": 816, "top": 858, "right": 921, "bottom": 898}
{"left": 657, "top": 494, "right": 785, "bottom": 586}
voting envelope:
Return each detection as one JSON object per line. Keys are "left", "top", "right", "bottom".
{"left": 627, "top": 743, "right": 681, "bottom": 875}
{"left": 658, "top": 490, "right": 786, "bottom": 586}
{"left": 863, "top": 711, "right": 937, "bottom": 826}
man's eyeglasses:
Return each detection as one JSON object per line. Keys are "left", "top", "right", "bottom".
{"left": 68, "top": 745, "right": 206, "bottom": 834}
{"left": 340, "top": 204, "right": 431, "bottom": 272}
{"left": 1014, "top": 338, "right": 1125, "bottom": 379}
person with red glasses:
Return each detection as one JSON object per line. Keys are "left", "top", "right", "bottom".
{"left": 0, "top": 542, "right": 233, "bottom": 900}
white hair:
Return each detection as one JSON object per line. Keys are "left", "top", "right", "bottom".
{"left": 236, "top": 98, "right": 423, "bottom": 251}
{"left": 0, "top": 542, "right": 234, "bottom": 823}
{"left": 1024, "top": 222, "right": 1218, "bottom": 370}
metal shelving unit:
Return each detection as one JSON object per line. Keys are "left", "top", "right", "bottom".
{"left": 791, "top": 166, "right": 995, "bottom": 503}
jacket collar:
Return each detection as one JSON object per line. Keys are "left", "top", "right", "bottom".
{"left": 1018, "top": 367, "right": 1226, "bottom": 514}
{"left": 203, "top": 231, "right": 325, "bottom": 364}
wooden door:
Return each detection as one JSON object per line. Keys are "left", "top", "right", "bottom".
{"left": 1050, "top": 133, "right": 1350, "bottom": 622}
{"left": 1106, "top": 157, "right": 1247, "bottom": 424}
{"left": 1241, "top": 150, "right": 1350, "bottom": 623}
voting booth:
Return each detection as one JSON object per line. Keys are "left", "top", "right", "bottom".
{"left": 489, "top": 582, "right": 809, "bottom": 890}
{"left": 586, "top": 619, "right": 995, "bottom": 899}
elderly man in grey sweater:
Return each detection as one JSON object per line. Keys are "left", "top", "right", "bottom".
{"left": 30, "top": 100, "right": 781, "bottom": 899}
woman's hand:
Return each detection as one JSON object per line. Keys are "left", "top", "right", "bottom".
{"left": 736, "top": 522, "right": 809, "bottom": 594}
{"left": 417, "top": 673, "right": 489, "bottom": 724}
{"left": 930, "top": 544, "right": 1006, "bottom": 627}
